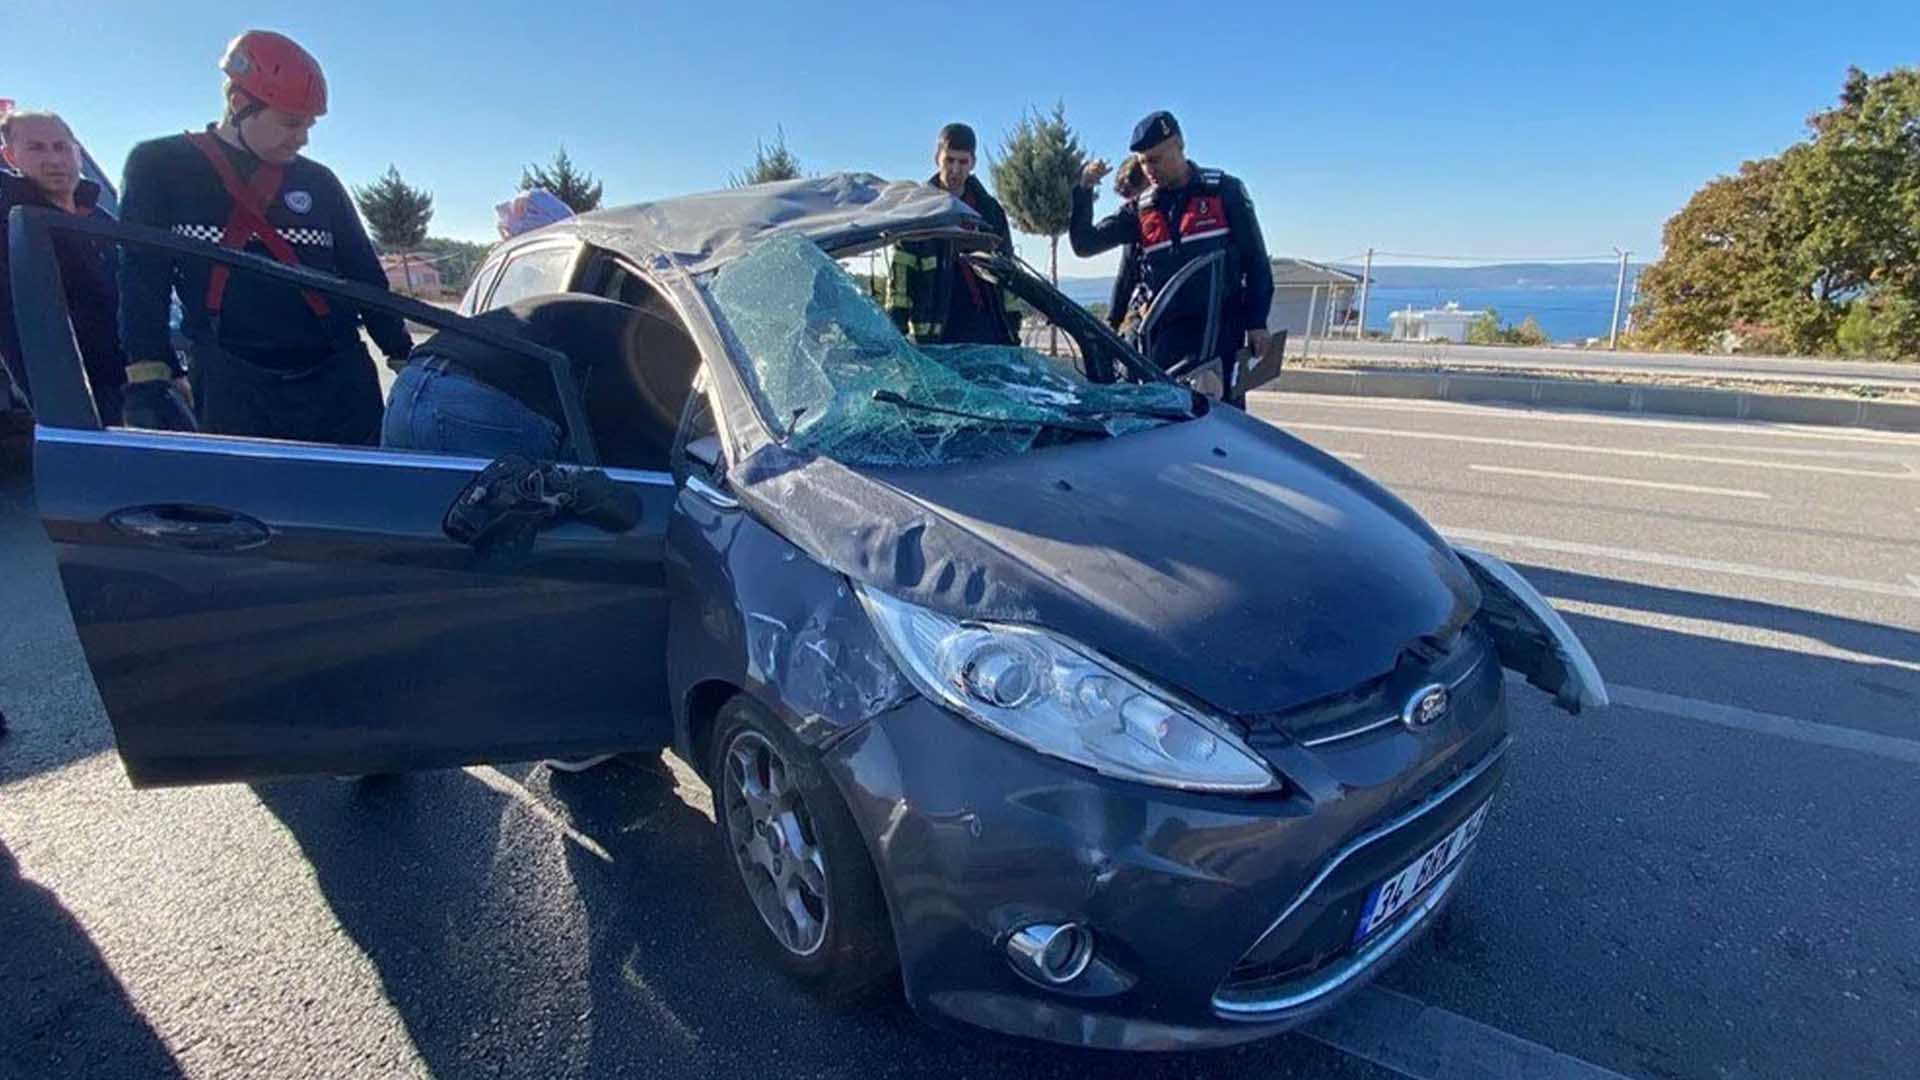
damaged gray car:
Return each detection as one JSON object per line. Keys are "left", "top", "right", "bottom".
{"left": 10, "top": 175, "right": 1606, "bottom": 1050}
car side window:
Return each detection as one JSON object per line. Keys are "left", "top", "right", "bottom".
{"left": 485, "top": 246, "right": 575, "bottom": 311}
{"left": 460, "top": 255, "right": 507, "bottom": 314}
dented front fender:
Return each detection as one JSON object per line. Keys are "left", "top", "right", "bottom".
{"left": 666, "top": 484, "right": 912, "bottom": 761}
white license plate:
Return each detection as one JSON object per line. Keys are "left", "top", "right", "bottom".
{"left": 1352, "top": 800, "right": 1490, "bottom": 943}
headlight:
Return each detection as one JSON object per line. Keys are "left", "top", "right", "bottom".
{"left": 857, "top": 586, "right": 1277, "bottom": 793}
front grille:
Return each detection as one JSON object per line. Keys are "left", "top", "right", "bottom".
{"left": 1243, "top": 627, "right": 1488, "bottom": 748}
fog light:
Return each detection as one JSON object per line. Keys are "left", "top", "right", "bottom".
{"left": 1006, "top": 922, "right": 1095, "bottom": 985}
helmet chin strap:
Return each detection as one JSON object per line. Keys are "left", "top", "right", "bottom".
{"left": 227, "top": 93, "right": 267, "bottom": 160}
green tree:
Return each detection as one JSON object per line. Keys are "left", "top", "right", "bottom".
{"left": 1635, "top": 66, "right": 1920, "bottom": 359}
{"left": 730, "top": 127, "right": 803, "bottom": 188}
{"left": 520, "top": 146, "right": 603, "bottom": 213}
{"left": 352, "top": 165, "right": 433, "bottom": 295}
{"left": 991, "top": 103, "right": 1087, "bottom": 286}
{"left": 1633, "top": 157, "right": 1791, "bottom": 352}
{"left": 1467, "top": 308, "right": 1552, "bottom": 346}
{"left": 1511, "top": 315, "right": 1550, "bottom": 346}
{"left": 991, "top": 103, "right": 1087, "bottom": 354}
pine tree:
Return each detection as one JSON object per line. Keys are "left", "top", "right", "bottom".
{"left": 520, "top": 146, "right": 604, "bottom": 213}
{"left": 990, "top": 104, "right": 1087, "bottom": 354}
{"left": 730, "top": 127, "right": 803, "bottom": 188}
{"left": 352, "top": 165, "right": 433, "bottom": 295}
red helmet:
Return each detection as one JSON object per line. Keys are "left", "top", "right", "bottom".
{"left": 220, "top": 30, "right": 327, "bottom": 118}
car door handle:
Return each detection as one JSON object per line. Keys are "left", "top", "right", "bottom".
{"left": 107, "top": 505, "right": 272, "bottom": 551}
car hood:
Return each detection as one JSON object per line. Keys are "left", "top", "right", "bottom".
{"left": 727, "top": 407, "right": 1479, "bottom": 718}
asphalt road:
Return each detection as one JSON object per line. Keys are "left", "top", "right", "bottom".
{"left": 1304, "top": 339, "right": 1920, "bottom": 391}
{"left": 2, "top": 396, "right": 1916, "bottom": 1079}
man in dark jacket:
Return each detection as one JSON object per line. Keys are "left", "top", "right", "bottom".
{"left": 886, "top": 123, "right": 1021, "bottom": 346}
{"left": 117, "top": 30, "right": 410, "bottom": 444}
{"left": 0, "top": 110, "right": 127, "bottom": 422}
{"left": 1070, "top": 111, "right": 1274, "bottom": 402}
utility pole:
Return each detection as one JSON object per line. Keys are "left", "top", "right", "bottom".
{"left": 1608, "top": 248, "right": 1631, "bottom": 350}
{"left": 1355, "top": 248, "right": 1374, "bottom": 341}
{"left": 1302, "top": 285, "right": 1320, "bottom": 361}
{"left": 1622, "top": 274, "right": 1641, "bottom": 336}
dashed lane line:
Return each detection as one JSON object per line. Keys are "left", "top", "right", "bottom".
{"left": 1252, "top": 392, "right": 1920, "bottom": 448}
{"left": 1284, "top": 422, "right": 1915, "bottom": 481}
{"left": 1467, "top": 464, "right": 1769, "bottom": 500}
{"left": 1442, "top": 526, "right": 1920, "bottom": 601}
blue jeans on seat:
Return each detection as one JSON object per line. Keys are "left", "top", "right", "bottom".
{"left": 381, "top": 359, "right": 564, "bottom": 460}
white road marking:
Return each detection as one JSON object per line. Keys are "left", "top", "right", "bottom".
{"left": 1549, "top": 597, "right": 1920, "bottom": 675}
{"left": 1679, "top": 442, "right": 1920, "bottom": 466}
{"left": 1442, "top": 526, "right": 1920, "bottom": 601}
{"left": 1256, "top": 391, "right": 1920, "bottom": 447}
{"left": 1303, "top": 986, "right": 1633, "bottom": 1080}
{"left": 1331, "top": 450, "right": 1369, "bottom": 461}
{"left": 465, "top": 765, "right": 614, "bottom": 862}
{"left": 1468, "top": 463, "right": 1770, "bottom": 500}
{"left": 1609, "top": 683, "right": 1920, "bottom": 765}
{"left": 1286, "top": 422, "right": 1915, "bottom": 481}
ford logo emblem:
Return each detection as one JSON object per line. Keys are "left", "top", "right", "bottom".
{"left": 1403, "top": 684, "right": 1449, "bottom": 728}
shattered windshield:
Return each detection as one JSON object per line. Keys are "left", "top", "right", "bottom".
{"left": 704, "top": 235, "right": 1193, "bottom": 468}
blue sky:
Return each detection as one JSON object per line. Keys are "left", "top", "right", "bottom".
{"left": 9, "top": 1, "right": 1918, "bottom": 276}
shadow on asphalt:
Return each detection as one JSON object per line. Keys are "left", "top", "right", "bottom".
{"left": 249, "top": 757, "right": 1382, "bottom": 1080}
{"left": 0, "top": 840, "right": 185, "bottom": 1079}
{"left": 1514, "top": 561, "right": 1919, "bottom": 725}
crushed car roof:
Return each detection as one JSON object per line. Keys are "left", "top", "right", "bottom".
{"left": 548, "top": 172, "right": 995, "bottom": 274}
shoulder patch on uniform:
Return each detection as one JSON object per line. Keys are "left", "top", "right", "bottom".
{"left": 284, "top": 190, "right": 313, "bottom": 214}
{"left": 1198, "top": 168, "right": 1225, "bottom": 186}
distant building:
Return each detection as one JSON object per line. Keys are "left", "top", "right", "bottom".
{"left": 1265, "top": 258, "right": 1361, "bottom": 346}
{"left": 1389, "top": 302, "right": 1484, "bottom": 343}
{"left": 380, "top": 253, "right": 444, "bottom": 297}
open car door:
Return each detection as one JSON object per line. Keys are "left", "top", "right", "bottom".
{"left": 10, "top": 207, "right": 678, "bottom": 785}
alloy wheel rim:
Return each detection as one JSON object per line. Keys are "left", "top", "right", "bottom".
{"left": 721, "top": 730, "right": 830, "bottom": 957}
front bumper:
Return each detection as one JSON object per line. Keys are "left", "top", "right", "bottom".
{"left": 821, "top": 655, "right": 1509, "bottom": 1051}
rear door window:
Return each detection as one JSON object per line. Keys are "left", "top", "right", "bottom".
{"left": 484, "top": 245, "right": 575, "bottom": 310}
{"left": 460, "top": 256, "right": 506, "bottom": 314}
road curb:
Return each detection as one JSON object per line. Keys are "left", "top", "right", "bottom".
{"left": 1268, "top": 368, "right": 1920, "bottom": 433}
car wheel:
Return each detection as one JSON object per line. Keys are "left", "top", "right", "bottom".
{"left": 709, "top": 695, "right": 894, "bottom": 995}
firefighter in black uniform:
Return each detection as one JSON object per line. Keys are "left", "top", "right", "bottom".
{"left": 117, "top": 30, "right": 411, "bottom": 442}
{"left": 886, "top": 123, "right": 1022, "bottom": 346}
{"left": 1070, "top": 111, "right": 1274, "bottom": 403}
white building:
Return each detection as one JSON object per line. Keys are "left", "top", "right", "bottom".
{"left": 1389, "top": 302, "right": 1484, "bottom": 343}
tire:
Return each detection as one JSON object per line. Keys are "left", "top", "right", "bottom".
{"left": 709, "top": 695, "right": 895, "bottom": 995}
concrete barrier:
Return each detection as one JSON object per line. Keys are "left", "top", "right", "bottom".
{"left": 1268, "top": 366, "right": 1920, "bottom": 434}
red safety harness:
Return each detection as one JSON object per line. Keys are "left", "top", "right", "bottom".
{"left": 185, "top": 131, "right": 329, "bottom": 318}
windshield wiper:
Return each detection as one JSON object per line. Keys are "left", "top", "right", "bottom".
{"left": 870, "top": 390, "right": 1110, "bottom": 435}
{"left": 1058, "top": 400, "right": 1195, "bottom": 422}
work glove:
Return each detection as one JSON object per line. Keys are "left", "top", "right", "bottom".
{"left": 121, "top": 363, "right": 198, "bottom": 432}
{"left": 444, "top": 456, "right": 641, "bottom": 560}
{"left": 384, "top": 340, "right": 413, "bottom": 374}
